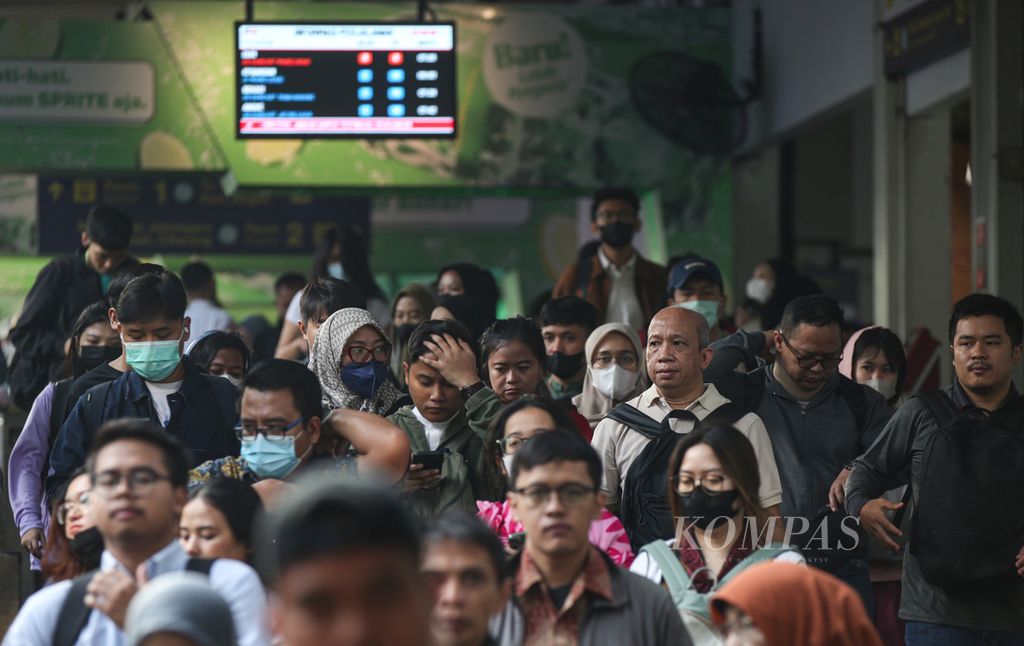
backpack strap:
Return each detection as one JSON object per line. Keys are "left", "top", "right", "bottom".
{"left": 52, "top": 572, "right": 97, "bottom": 646}
{"left": 606, "top": 404, "right": 666, "bottom": 439}
{"left": 700, "top": 402, "right": 749, "bottom": 429}
{"left": 49, "top": 379, "right": 75, "bottom": 447}
{"left": 575, "top": 256, "right": 593, "bottom": 300}
{"left": 639, "top": 541, "right": 695, "bottom": 606}
{"left": 82, "top": 381, "right": 114, "bottom": 438}
{"left": 742, "top": 368, "right": 768, "bottom": 412}
{"left": 836, "top": 377, "right": 869, "bottom": 433}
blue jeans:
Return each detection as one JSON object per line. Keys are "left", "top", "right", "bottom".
{"left": 905, "top": 621, "right": 1024, "bottom": 645}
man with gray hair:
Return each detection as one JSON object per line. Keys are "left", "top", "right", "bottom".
{"left": 590, "top": 306, "right": 782, "bottom": 549}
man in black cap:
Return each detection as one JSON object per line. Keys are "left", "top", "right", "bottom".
{"left": 666, "top": 254, "right": 730, "bottom": 342}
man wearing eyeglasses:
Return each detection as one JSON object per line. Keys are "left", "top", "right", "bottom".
{"left": 704, "top": 294, "right": 893, "bottom": 615}
{"left": 491, "top": 430, "right": 689, "bottom": 645}
{"left": 4, "top": 419, "right": 271, "bottom": 646}
{"left": 188, "top": 359, "right": 410, "bottom": 501}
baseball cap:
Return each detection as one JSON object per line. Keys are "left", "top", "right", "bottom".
{"left": 668, "top": 256, "right": 724, "bottom": 292}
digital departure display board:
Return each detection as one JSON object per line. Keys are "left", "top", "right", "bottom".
{"left": 235, "top": 22, "right": 456, "bottom": 138}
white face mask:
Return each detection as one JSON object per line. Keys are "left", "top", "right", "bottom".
{"left": 502, "top": 454, "right": 515, "bottom": 481}
{"left": 864, "top": 377, "right": 897, "bottom": 401}
{"left": 327, "top": 262, "right": 345, "bottom": 280}
{"left": 592, "top": 364, "right": 640, "bottom": 401}
{"left": 745, "top": 277, "right": 774, "bottom": 304}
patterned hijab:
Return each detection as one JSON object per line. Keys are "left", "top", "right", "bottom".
{"left": 572, "top": 322, "right": 650, "bottom": 428}
{"left": 309, "top": 308, "right": 403, "bottom": 414}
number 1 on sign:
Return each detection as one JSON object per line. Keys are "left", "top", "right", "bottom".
{"left": 154, "top": 180, "right": 167, "bottom": 205}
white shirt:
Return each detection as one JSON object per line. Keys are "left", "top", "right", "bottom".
{"left": 3, "top": 541, "right": 271, "bottom": 646}
{"left": 591, "top": 383, "right": 784, "bottom": 512}
{"left": 145, "top": 379, "right": 183, "bottom": 427}
{"left": 598, "top": 249, "right": 645, "bottom": 331}
{"left": 412, "top": 406, "right": 455, "bottom": 451}
{"left": 184, "top": 298, "right": 233, "bottom": 351}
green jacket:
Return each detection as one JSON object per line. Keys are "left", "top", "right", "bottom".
{"left": 389, "top": 387, "right": 502, "bottom": 518}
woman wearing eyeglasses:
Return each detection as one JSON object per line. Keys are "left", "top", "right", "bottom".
{"left": 630, "top": 425, "right": 803, "bottom": 615}
{"left": 475, "top": 396, "right": 635, "bottom": 566}
{"left": 309, "top": 308, "right": 405, "bottom": 416}
{"left": 573, "top": 323, "right": 651, "bottom": 430}
{"left": 40, "top": 468, "right": 102, "bottom": 582}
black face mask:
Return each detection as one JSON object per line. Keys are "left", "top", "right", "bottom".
{"left": 394, "top": 323, "right": 418, "bottom": 345}
{"left": 599, "top": 221, "right": 635, "bottom": 248}
{"left": 545, "top": 351, "right": 585, "bottom": 380}
{"left": 678, "top": 488, "right": 740, "bottom": 530}
{"left": 68, "top": 526, "right": 104, "bottom": 569}
{"left": 74, "top": 345, "right": 121, "bottom": 377}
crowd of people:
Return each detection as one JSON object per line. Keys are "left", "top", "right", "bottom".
{"left": 2, "top": 190, "right": 1023, "bottom": 646}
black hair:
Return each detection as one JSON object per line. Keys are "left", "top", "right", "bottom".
{"left": 274, "top": 272, "right": 307, "bottom": 294}
{"left": 243, "top": 359, "right": 324, "bottom": 421}
{"left": 589, "top": 187, "right": 640, "bottom": 222}
{"left": 436, "top": 263, "right": 500, "bottom": 322}
{"left": 60, "top": 301, "right": 114, "bottom": 380}
{"left": 86, "top": 419, "right": 189, "bottom": 488}
{"left": 482, "top": 395, "right": 578, "bottom": 500}
{"left": 539, "top": 296, "right": 598, "bottom": 334}
{"left": 948, "top": 293, "right": 1024, "bottom": 346}
{"left": 310, "top": 225, "right": 385, "bottom": 301}
{"left": 107, "top": 262, "right": 164, "bottom": 309}
{"left": 526, "top": 289, "right": 553, "bottom": 320}
{"left": 407, "top": 319, "right": 475, "bottom": 364}
{"left": 778, "top": 294, "right": 844, "bottom": 337}
{"left": 115, "top": 271, "right": 187, "bottom": 324}
{"left": 191, "top": 477, "right": 264, "bottom": 555}
{"left": 852, "top": 328, "right": 908, "bottom": 396}
{"left": 479, "top": 317, "right": 546, "bottom": 383}
{"left": 255, "top": 481, "right": 420, "bottom": 586}
{"left": 423, "top": 511, "right": 508, "bottom": 582}
{"left": 86, "top": 204, "right": 133, "bottom": 251}
{"left": 188, "top": 331, "right": 252, "bottom": 374}
{"left": 435, "top": 294, "right": 493, "bottom": 343}
{"left": 509, "top": 428, "right": 602, "bottom": 491}
{"left": 180, "top": 261, "right": 215, "bottom": 293}
{"left": 299, "top": 277, "right": 367, "bottom": 325}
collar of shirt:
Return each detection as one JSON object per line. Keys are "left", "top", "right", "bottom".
{"left": 951, "top": 378, "right": 1020, "bottom": 412}
{"left": 126, "top": 356, "right": 197, "bottom": 405}
{"left": 597, "top": 247, "right": 637, "bottom": 276}
{"left": 638, "top": 382, "right": 726, "bottom": 417}
{"left": 100, "top": 539, "right": 187, "bottom": 579}
{"left": 547, "top": 375, "right": 584, "bottom": 400}
{"left": 412, "top": 406, "right": 456, "bottom": 450}
{"left": 515, "top": 545, "right": 613, "bottom": 606}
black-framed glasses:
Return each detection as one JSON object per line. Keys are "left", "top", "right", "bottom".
{"left": 236, "top": 416, "right": 306, "bottom": 442}
{"left": 672, "top": 474, "right": 731, "bottom": 496}
{"left": 591, "top": 350, "right": 639, "bottom": 369}
{"left": 343, "top": 344, "right": 392, "bottom": 364}
{"left": 779, "top": 334, "right": 842, "bottom": 370}
{"left": 511, "top": 483, "right": 598, "bottom": 509}
{"left": 92, "top": 467, "right": 171, "bottom": 499}
{"left": 56, "top": 490, "right": 92, "bottom": 525}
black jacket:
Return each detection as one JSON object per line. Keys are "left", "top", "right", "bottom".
{"left": 846, "top": 382, "right": 1024, "bottom": 631}
{"left": 46, "top": 357, "right": 239, "bottom": 502}
{"left": 8, "top": 249, "right": 136, "bottom": 410}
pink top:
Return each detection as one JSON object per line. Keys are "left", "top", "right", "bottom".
{"left": 476, "top": 500, "right": 635, "bottom": 567}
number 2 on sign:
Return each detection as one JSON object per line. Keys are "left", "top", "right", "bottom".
{"left": 286, "top": 222, "right": 303, "bottom": 248}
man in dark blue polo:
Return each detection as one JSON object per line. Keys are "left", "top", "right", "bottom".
{"left": 47, "top": 270, "right": 238, "bottom": 500}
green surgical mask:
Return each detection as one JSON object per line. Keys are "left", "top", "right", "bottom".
{"left": 678, "top": 300, "right": 720, "bottom": 329}
{"left": 122, "top": 331, "right": 184, "bottom": 382}
{"left": 100, "top": 274, "right": 112, "bottom": 295}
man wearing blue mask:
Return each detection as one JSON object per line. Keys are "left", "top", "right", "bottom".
{"left": 666, "top": 255, "right": 731, "bottom": 343}
{"left": 47, "top": 271, "right": 239, "bottom": 502}
{"left": 187, "top": 359, "right": 410, "bottom": 496}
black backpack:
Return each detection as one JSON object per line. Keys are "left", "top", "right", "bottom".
{"left": 911, "top": 391, "right": 1024, "bottom": 587}
{"left": 52, "top": 558, "right": 215, "bottom": 646}
{"left": 610, "top": 402, "right": 748, "bottom": 552}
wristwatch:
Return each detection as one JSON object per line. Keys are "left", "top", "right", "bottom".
{"left": 460, "top": 381, "right": 486, "bottom": 400}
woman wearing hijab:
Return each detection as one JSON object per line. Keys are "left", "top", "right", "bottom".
{"left": 309, "top": 308, "right": 405, "bottom": 416}
{"left": 390, "top": 284, "right": 435, "bottom": 387}
{"left": 710, "top": 561, "right": 883, "bottom": 646}
{"left": 572, "top": 322, "right": 650, "bottom": 430}
{"left": 125, "top": 572, "right": 237, "bottom": 646}
{"left": 839, "top": 325, "right": 910, "bottom": 646}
